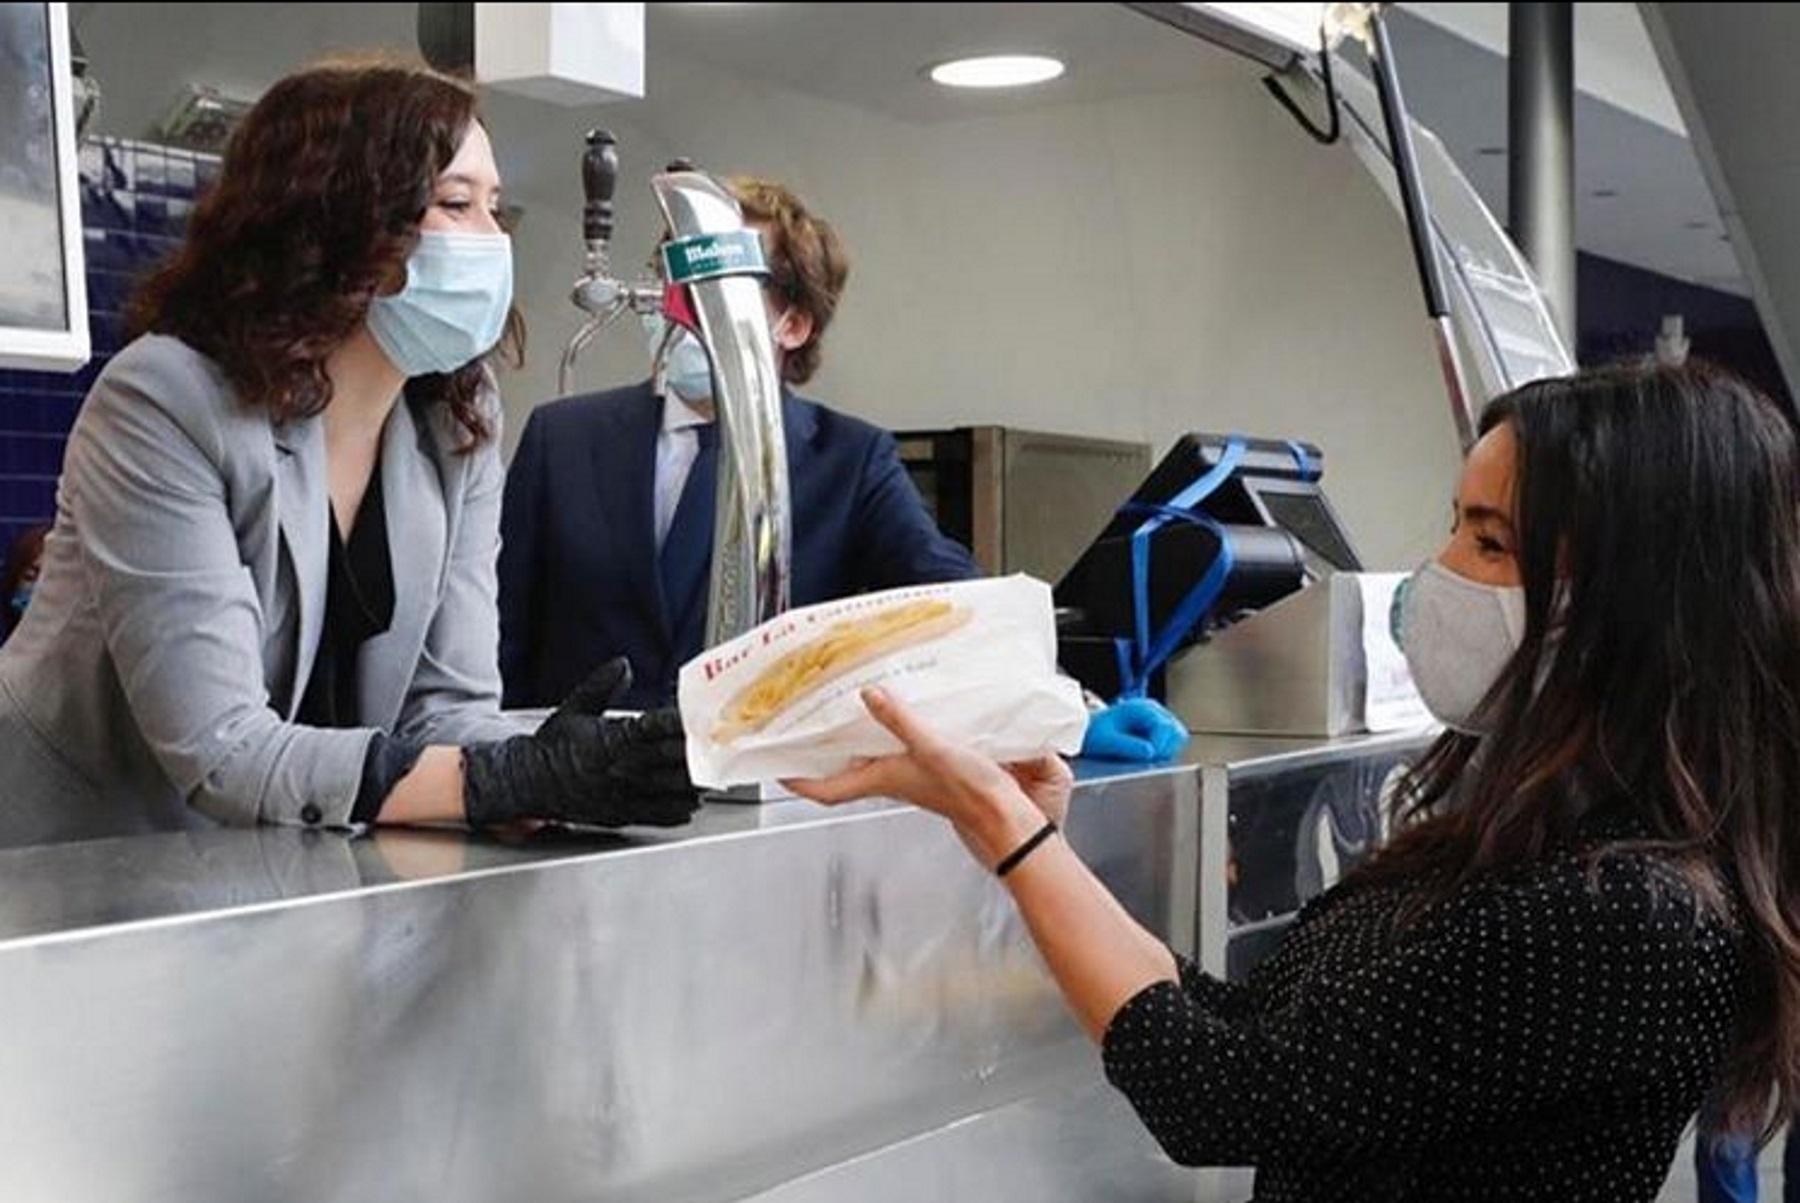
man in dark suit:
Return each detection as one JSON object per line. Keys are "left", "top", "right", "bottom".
{"left": 499, "top": 177, "right": 979, "bottom": 710}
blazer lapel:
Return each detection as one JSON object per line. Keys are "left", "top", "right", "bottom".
{"left": 597, "top": 387, "right": 668, "bottom": 644}
{"left": 781, "top": 389, "right": 819, "bottom": 477}
{"left": 358, "top": 400, "right": 446, "bottom": 728}
{"left": 661, "top": 426, "right": 716, "bottom": 649}
{"left": 273, "top": 417, "right": 328, "bottom": 720}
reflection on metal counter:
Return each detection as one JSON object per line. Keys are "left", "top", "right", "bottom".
{"left": 743, "top": 1081, "right": 1250, "bottom": 1203}
{"left": 0, "top": 766, "right": 1192, "bottom": 1203}
{"left": 0, "top": 732, "right": 1424, "bottom": 1201}
{"left": 1186, "top": 730, "right": 1434, "bottom": 984}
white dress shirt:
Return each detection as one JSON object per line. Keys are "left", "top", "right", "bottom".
{"left": 653, "top": 392, "right": 716, "bottom": 551}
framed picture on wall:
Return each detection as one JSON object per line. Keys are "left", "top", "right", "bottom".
{"left": 0, "top": 2, "right": 89, "bottom": 372}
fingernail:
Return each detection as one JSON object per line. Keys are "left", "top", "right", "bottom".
{"left": 862, "top": 686, "right": 889, "bottom": 708}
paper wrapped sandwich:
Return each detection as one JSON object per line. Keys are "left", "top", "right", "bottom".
{"left": 679, "top": 575, "right": 1089, "bottom": 789}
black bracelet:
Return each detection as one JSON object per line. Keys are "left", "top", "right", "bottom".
{"left": 995, "top": 819, "right": 1058, "bottom": 878}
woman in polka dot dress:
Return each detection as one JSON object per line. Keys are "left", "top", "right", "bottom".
{"left": 791, "top": 362, "right": 1800, "bottom": 1201}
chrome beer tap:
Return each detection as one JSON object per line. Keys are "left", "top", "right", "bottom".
{"left": 556, "top": 129, "right": 664, "bottom": 396}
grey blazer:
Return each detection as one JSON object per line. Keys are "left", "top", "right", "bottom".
{"left": 0, "top": 335, "right": 522, "bottom": 847}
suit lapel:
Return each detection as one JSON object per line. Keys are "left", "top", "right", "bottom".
{"left": 357, "top": 399, "right": 446, "bottom": 728}
{"left": 597, "top": 386, "right": 668, "bottom": 644}
{"left": 273, "top": 417, "right": 328, "bottom": 720}
{"left": 781, "top": 392, "right": 818, "bottom": 490}
{"left": 661, "top": 428, "right": 716, "bottom": 650}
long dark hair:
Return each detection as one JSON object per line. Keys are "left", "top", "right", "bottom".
{"left": 126, "top": 56, "right": 522, "bottom": 447}
{"left": 1356, "top": 361, "right": 1800, "bottom": 1139}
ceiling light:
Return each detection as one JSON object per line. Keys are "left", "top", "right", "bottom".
{"left": 928, "top": 54, "right": 1065, "bottom": 90}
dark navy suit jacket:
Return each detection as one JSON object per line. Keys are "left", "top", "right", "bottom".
{"left": 499, "top": 381, "right": 980, "bottom": 709}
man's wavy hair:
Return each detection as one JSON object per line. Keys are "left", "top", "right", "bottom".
{"left": 728, "top": 175, "right": 848, "bottom": 386}
{"left": 127, "top": 56, "right": 522, "bottom": 447}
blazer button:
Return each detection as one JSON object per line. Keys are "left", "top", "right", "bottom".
{"left": 301, "top": 804, "right": 323, "bottom": 826}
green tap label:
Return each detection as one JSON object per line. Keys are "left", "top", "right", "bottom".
{"left": 661, "top": 230, "right": 770, "bottom": 285}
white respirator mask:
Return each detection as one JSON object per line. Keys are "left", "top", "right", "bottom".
{"left": 1391, "top": 559, "right": 1528, "bottom": 735}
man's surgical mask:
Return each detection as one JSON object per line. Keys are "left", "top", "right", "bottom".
{"left": 367, "top": 230, "right": 514, "bottom": 377}
{"left": 1391, "top": 560, "right": 1527, "bottom": 735}
{"left": 641, "top": 315, "right": 714, "bottom": 402}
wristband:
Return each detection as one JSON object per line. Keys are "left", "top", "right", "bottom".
{"left": 995, "top": 819, "right": 1058, "bottom": 878}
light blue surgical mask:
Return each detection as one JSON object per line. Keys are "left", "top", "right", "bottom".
{"left": 9, "top": 584, "right": 31, "bottom": 617}
{"left": 641, "top": 314, "right": 714, "bottom": 402}
{"left": 368, "top": 230, "right": 514, "bottom": 377}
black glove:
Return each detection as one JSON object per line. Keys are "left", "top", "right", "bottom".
{"left": 463, "top": 658, "right": 698, "bottom": 829}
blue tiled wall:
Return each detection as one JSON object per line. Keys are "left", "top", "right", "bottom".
{"left": 0, "top": 139, "right": 219, "bottom": 557}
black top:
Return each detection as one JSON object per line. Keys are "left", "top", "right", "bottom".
{"left": 1101, "top": 826, "right": 1745, "bottom": 1201}
{"left": 297, "top": 467, "right": 395, "bottom": 730}
{"left": 295, "top": 470, "right": 420, "bottom": 827}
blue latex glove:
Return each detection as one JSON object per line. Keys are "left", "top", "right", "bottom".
{"left": 1081, "top": 698, "right": 1191, "bottom": 763}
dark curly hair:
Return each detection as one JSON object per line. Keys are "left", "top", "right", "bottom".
{"left": 127, "top": 56, "right": 522, "bottom": 447}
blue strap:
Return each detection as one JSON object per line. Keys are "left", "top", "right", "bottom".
{"left": 1113, "top": 637, "right": 1135, "bottom": 694}
{"left": 1130, "top": 439, "right": 1246, "bottom": 664}
{"left": 1285, "top": 439, "right": 1320, "bottom": 482}
{"left": 1119, "top": 437, "right": 1247, "bottom": 697}
{"left": 1119, "top": 512, "right": 1238, "bottom": 697}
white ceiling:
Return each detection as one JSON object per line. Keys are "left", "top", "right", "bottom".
{"left": 653, "top": 1, "right": 1747, "bottom": 295}
{"left": 647, "top": 2, "right": 1255, "bottom": 122}
{"left": 68, "top": 0, "right": 1747, "bottom": 298}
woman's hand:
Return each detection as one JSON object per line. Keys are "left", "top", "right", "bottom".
{"left": 1006, "top": 754, "right": 1074, "bottom": 827}
{"left": 785, "top": 687, "right": 1059, "bottom": 869}
{"left": 461, "top": 659, "right": 698, "bottom": 830}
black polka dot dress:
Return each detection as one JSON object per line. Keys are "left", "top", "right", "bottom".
{"left": 1101, "top": 832, "right": 1745, "bottom": 1201}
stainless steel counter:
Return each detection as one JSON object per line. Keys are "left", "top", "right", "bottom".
{"left": 1192, "top": 728, "right": 1434, "bottom": 980}
{"left": 0, "top": 765, "right": 1172, "bottom": 944}
{"left": 745, "top": 1080, "right": 1255, "bottom": 1203}
{"left": 0, "top": 764, "right": 1193, "bottom": 1203}
{"left": 0, "top": 733, "right": 1429, "bottom": 1202}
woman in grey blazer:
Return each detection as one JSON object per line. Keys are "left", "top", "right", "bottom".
{"left": 0, "top": 59, "right": 694, "bottom": 848}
